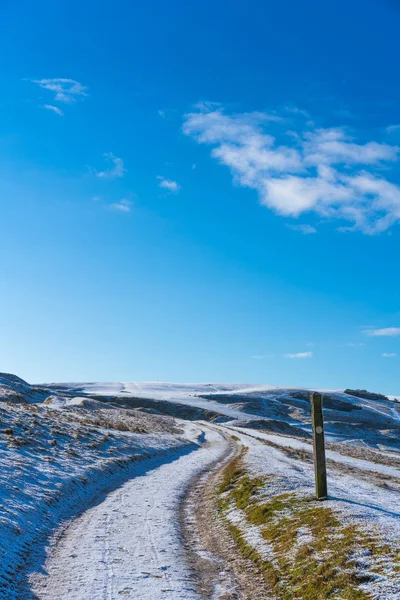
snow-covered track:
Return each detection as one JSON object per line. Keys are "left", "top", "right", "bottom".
{"left": 26, "top": 425, "right": 231, "bottom": 600}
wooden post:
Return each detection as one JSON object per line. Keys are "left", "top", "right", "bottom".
{"left": 310, "top": 392, "right": 328, "bottom": 500}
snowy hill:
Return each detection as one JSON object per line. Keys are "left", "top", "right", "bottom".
{"left": 2, "top": 373, "right": 400, "bottom": 598}
{"left": 46, "top": 380, "right": 400, "bottom": 450}
{"left": 0, "top": 373, "right": 53, "bottom": 404}
{"left": 0, "top": 373, "right": 201, "bottom": 598}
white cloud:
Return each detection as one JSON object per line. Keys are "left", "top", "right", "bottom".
{"left": 183, "top": 104, "right": 400, "bottom": 233}
{"left": 382, "top": 352, "right": 397, "bottom": 357}
{"left": 284, "top": 351, "right": 313, "bottom": 359}
{"left": 42, "top": 104, "right": 64, "bottom": 116}
{"left": 97, "top": 153, "right": 126, "bottom": 179}
{"left": 252, "top": 353, "right": 274, "bottom": 359}
{"left": 387, "top": 125, "right": 400, "bottom": 134}
{"left": 110, "top": 198, "right": 132, "bottom": 213}
{"left": 284, "top": 106, "right": 310, "bottom": 118}
{"left": 364, "top": 327, "right": 400, "bottom": 337}
{"left": 157, "top": 176, "right": 181, "bottom": 192}
{"left": 30, "top": 78, "right": 88, "bottom": 103}
{"left": 287, "top": 224, "right": 317, "bottom": 234}
{"left": 303, "top": 128, "right": 398, "bottom": 166}
{"left": 346, "top": 342, "right": 365, "bottom": 347}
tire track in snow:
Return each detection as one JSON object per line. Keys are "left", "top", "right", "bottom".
{"left": 104, "top": 512, "right": 114, "bottom": 600}
{"left": 181, "top": 431, "right": 243, "bottom": 599}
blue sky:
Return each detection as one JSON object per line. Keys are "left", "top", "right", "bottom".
{"left": 1, "top": 0, "right": 400, "bottom": 393}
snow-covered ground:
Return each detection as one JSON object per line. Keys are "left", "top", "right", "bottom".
{"left": 0, "top": 380, "right": 203, "bottom": 599}
{"left": 219, "top": 425, "right": 400, "bottom": 598}
{"left": 28, "top": 426, "right": 229, "bottom": 600}
{"left": 50, "top": 379, "right": 400, "bottom": 450}
{"left": 1, "top": 372, "right": 400, "bottom": 599}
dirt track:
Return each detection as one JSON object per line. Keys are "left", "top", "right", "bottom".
{"left": 181, "top": 431, "right": 273, "bottom": 600}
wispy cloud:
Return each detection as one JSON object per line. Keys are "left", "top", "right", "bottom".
{"left": 183, "top": 103, "right": 400, "bottom": 233}
{"left": 29, "top": 78, "right": 88, "bottom": 103}
{"left": 346, "top": 342, "right": 365, "bottom": 347}
{"left": 42, "top": 104, "right": 64, "bottom": 116}
{"left": 97, "top": 153, "right": 126, "bottom": 179}
{"left": 110, "top": 198, "right": 132, "bottom": 213}
{"left": 382, "top": 352, "right": 397, "bottom": 357}
{"left": 252, "top": 353, "right": 275, "bottom": 359}
{"left": 284, "top": 106, "right": 310, "bottom": 118}
{"left": 387, "top": 125, "right": 400, "bottom": 134}
{"left": 364, "top": 327, "right": 400, "bottom": 337}
{"left": 287, "top": 224, "right": 317, "bottom": 234}
{"left": 284, "top": 351, "right": 313, "bottom": 359}
{"left": 157, "top": 176, "right": 181, "bottom": 192}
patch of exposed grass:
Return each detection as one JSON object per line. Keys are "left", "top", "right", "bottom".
{"left": 258, "top": 503, "right": 373, "bottom": 599}
{"left": 217, "top": 450, "right": 247, "bottom": 495}
{"left": 216, "top": 456, "right": 400, "bottom": 599}
{"left": 231, "top": 474, "right": 266, "bottom": 510}
{"left": 246, "top": 492, "right": 297, "bottom": 526}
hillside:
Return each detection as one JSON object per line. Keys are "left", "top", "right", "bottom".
{"left": 1, "top": 373, "right": 400, "bottom": 599}
{"left": 47, "top": 380, "right": 400, "bottom": 450}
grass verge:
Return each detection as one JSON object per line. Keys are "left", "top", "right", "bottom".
{"left": 216, "top": 450, "right": 399, "bottom": 600}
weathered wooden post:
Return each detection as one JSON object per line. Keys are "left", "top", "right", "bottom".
{"left": 310, "top": 392, "right": 328, "bottom": 500}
